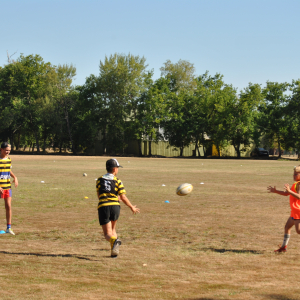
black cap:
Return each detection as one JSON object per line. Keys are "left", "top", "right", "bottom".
{"left": 106, "top": 158, "right": 123, "bottom": 169}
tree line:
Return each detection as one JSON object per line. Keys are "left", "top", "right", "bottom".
{"left": 0, "top": 53, "right": 299, "bottom": 158}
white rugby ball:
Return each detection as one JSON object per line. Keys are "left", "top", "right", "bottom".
{"left": 176, "top": 183, "right": 193, "bottom": 196}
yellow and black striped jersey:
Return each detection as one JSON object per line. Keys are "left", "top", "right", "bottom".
{"left": 96, "top": 173, "right": 126, "bottom": 209}
{"left": 0, "top": 157, "right": 11, "bottom": 190}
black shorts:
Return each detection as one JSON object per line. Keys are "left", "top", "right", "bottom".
{"left": 98, "top": 205, "right": 121, "bottom": 225}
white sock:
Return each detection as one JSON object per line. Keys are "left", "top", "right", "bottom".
{"left": 282, "top": 234, "right": 290, "bottom": 247}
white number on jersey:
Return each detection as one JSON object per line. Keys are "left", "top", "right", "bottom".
{"left": 104, "top": 180, "right": 111, "bottom": 191}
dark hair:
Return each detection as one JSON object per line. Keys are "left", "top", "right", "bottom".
{"left": 1, "top": 142, "right": 10, "bottom": 149}
{"left": 106, "top": 166, "right": 115, "bottom": 173}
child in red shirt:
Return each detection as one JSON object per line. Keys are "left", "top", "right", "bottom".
{"left": 267, "top": 165, "right": 300, "bottom": 252}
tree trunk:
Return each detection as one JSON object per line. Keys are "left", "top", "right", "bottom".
{"left": 102, "top": 127, "right": 107, "bottom": 155}
{"left": 16, "top": 132, "right": 21, "bottom": 150}
{"left": 278, "top": 138, "right": 282, "bottom": 158}
{"left": 202, "top": 132, "right": 206, "bottom": 157}
{"left": 148, "top": 134, "right": 152, "bottom": 156}
{"left": 180, "top": 146, "right": 184, "bottom": 156}
{"left": 197, "top": 144, "right": 201, "bottom": 157}
{"left": 9, "top": 132, "right": 14, "bottom": 150}
{"left": 138, "top": 140, "right": 143, "bottom": 156}
{"left": 217, "top": 144, "right": 221, "bottom": 157}
{"left": 59, "top": 140, "right": 63, "bottom": 153}
{"left": 34, "top": 129, "right": 40, "bottom": 152}
{"left": 193, "top": 138, "right": 198, "bottom": 157}
{"left": 42, "top": 135, "right": 47, "bottom": 152}
{"left": 235, "top": 144, "right": 241, "bottom": 158}
{"left": 149, "top": 141, "right": 152, "bottom": 156}
{"left": 64, "top": 106, "right": 76, "bottom": 155}
{"left": 180, "top": 142, "right": 184, "bottom": 156}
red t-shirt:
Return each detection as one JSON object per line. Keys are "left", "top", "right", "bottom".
{"left": 290, "top": 181, "right": 300, "bottom": 219}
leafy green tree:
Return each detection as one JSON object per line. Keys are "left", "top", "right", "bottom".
{"left": 0, "top": 60, "right": 26, "bottom": 148}
{"left": 159, "top": 59, "right": 197, "bottom": 156}
{"left": 75, "top": 75, "right": 103, "bottom": 153}
{"left": 282, "top": 80, "right": 300, "bottom": 156}
{"left": 96, "top": 53, "right": 152, "bottom": 154}
{"left": 258, "top": 82, "right": 289, "bottom": 157}
{"left": 226, "top": 83, "right": 263, "bottom": 158}
{"left": 128, "top": 77, "right": 169, "bottom": 156}
{"left": 51, "top": 64, "right": 77, "bottom": 153}
{"left": 12, "top": 54, "right": 54, "bottom": 152}
{"left": 160, "top": 59, "right": 196, "bottom": 93}
{"left": 161, "top": 92, "right": 195, "bottom": 156}
{"left": 193, "top": 73, "right": 233, "bottom": 157}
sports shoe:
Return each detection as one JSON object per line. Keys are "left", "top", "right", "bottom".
{"left": 111, "top": 238, "right": 122, "bottom": 257}
{"left": 274, "top": 245, "right": 287, "bottom": 253}
{"left": 5, "top": 228, "right": 15, "bottom": 235}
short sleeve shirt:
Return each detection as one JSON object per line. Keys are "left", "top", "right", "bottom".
{"left": 0, "top": 157, "right": 11, "bottom": 190}
{"left": 96, "top": 173, "right": 126, "bottom": 209}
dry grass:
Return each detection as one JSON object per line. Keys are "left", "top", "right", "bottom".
{"left": 0, "top": 155, "right": 299, "bottom": 299}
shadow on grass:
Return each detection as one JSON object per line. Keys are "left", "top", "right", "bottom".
{"left": 267, "top": 295, "right": 298, "bottom": 300}
{"left": 186, "top": 298, "right": 217, "bottom": 300}
{"left": 201, "top": 247, "right": 264, "bottom": 255}
{"left": 187, "top": 296, "right": 296, "bottom": 300}
{"left": 0, "top": 250, "right": 96, "bottom": 261}
{"left": 186, "top": 294, "right": 297, "bottom": 300}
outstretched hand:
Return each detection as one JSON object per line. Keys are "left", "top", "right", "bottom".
{"left": 131, "top": 205, "right": 140, "bottom": 214}
{"left": 267, "top": 186, "right": 276, "bottom": 193}
{"left": 284, "top": 183, "right": 290, "bottom": 192}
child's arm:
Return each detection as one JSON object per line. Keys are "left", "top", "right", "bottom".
{"left": 267, "top": 186, "right": 289, "bottom": 196}
{"left": 119, "top": 194, "right": 140, "bottom": 214}
{"left": 284, "top": 183, "right": 300, "bottom": 199}
{"left": 10, "top": 171, "right": 18, "bottom": 188}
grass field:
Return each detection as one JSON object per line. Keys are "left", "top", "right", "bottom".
{"left": 0, "top": 155, "right": 300, "bottom": 300}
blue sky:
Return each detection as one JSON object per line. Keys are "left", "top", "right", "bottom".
{"left": 1, "top": 0, "right": 300, "bottom": 92}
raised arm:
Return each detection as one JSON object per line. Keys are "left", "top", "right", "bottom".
{"left": 267, "top": 186, "right": 289, "bottom": 196}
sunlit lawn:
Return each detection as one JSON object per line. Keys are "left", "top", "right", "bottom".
{"left": 0, "top": 155, "right": 299, "bottom": 300}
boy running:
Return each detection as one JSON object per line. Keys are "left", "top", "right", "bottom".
{"left": 267, "top": 165, "right": 300, "bottom": 252}
{"left": 96, "top": 158, "right": 140, "bottom": 257}
{"left": 0, "top": 142, "right": 18, "bottom": 235}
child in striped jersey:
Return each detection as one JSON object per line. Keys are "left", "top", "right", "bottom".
{"left": 0, "top": 142, "right": 18, "bottom": 235}
{"left": 267, "top": 165, "right": 300, "bottom": 252}
{"left": 96, "top": 158, "right": 140, "bottom": 257}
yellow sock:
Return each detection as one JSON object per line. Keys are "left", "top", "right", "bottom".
{"left": 110, "top": 236, "right": 117, "bottom": 249}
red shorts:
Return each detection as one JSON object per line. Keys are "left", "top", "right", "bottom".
{"left": 0, "top": 189, "right": 12, "bottom": 198}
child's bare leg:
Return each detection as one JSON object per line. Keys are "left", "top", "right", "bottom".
{"left": 102, "top": 222, "right": 114, "bottom": 241}
{"left": 102, "top": 221, "right": 119, "bottom": 254}
{"left": 294, "top": 219, "right": 300, "bottom": 234}
{"left": 285, "top": 217, "right": 295, "bottom": 234}
{"left": 102, "top": 221, "right": 118, "bottom": 241}
{"left": 4, "top": 197, "right": 12, "bottom": 225}
{"left": 277, "top": 217, "right": 295, "bottom": 250}
{"left": 111, "top": 220, "right": 117, "bottom": 238}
